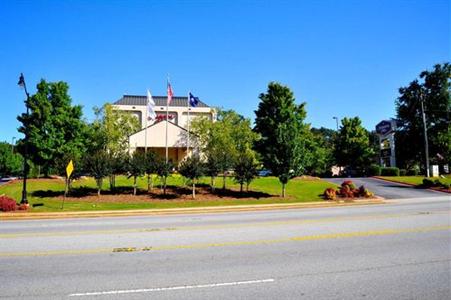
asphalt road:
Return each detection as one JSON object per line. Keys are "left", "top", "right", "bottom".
{"left": 1, "top": 194, "right": 450, "bottom": 299}
{"left": 324, "top": 177, "right": 445, "bottom": 199}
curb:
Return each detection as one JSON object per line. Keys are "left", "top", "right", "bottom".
{"left": 0, "top": 199, "right": 384, "bottom": 221}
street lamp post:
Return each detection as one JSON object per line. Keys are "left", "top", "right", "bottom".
{"left": 333, "top": 116, "right": 339, "bottom": 131}
{"left": 18, "top": 73, "right": 30, "bottom": 204}
{"left": 420, "top": 91, "right": 430, "bottom": 177}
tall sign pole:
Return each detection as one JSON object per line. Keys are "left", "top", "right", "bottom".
{"left": 376, "top": 119, "right": 397, "bottom": 168}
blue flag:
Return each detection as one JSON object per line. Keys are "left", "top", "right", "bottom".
{"left": 189, "top": 92, "right": 199, "bottom": 107}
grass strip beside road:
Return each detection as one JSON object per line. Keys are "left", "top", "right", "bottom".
{"left": 0, "top": 176, "right": 337, "bottom": 212}
{"left": 377, "top": 176, "right": 451, "bottom": 186}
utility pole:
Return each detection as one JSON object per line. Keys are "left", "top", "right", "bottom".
{"left": 420, "top": 91, "right": 430, "bottom": 177}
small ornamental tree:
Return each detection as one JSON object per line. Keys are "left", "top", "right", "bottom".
{"left": 204, "top": 154, "right": 221, "bottom": 192}
{"left": 127, "top": 151, "right": 146, "bottom": 196}
{"left": 144, "top": 151, "right": 157, "bottom": 192}
{"left": 155, "top": 158, "right": 173, "bottom": 195}
{"left": 85, "top": 151, "right": 111, "bottom": 196}
{"left": 234, "top": 152, "right": 258, "bottom": 193}
{"left": 108, "top": 152, "right": 127, "bottom": 192}
{"left": 179, "top": 155, "right": 205, "bottom": 199}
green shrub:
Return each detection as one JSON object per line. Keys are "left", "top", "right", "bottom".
{"left": 399, "top": 169, "right": 407, "bottom": 176}
{"left": 381, "top": 167, "right": 400, "bottom": 176}
{"left": 422, "top": 178, "right": 434, "bottom": 188}
{"left": 442, "top": 183, "right": 450, "bottom": 190}
{"left": 406, "top": 168, "right": 419, "bottom": 176}
{"left": 367, "top": 165, "right": 381, "bottom": 176}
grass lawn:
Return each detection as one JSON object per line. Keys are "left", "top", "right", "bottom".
{"left": 378, "top": 175, "right": 451, "bottom": 186}
{"left": 0, "top": 175, "right": 338, "bottom": 212}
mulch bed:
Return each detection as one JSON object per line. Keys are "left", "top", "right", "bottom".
{"left": 59, "top": 186, "right": 277, "bottom": 203}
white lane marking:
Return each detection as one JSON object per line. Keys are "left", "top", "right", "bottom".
{"left": 68, "top": 278, "right": 275, "bottom": 297}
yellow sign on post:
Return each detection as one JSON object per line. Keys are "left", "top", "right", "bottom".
{"left": 66, "top": 160, "right": 74, "bottom": 178}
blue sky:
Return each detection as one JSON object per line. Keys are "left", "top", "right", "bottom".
{"left": 0, "top": 0, "right": 449, "bottom": 143}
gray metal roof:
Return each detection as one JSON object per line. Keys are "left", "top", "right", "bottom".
{"left": 114, "top": 95, "right": 209, "bottom": 107}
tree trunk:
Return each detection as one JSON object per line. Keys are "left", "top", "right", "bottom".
{"left": 110, "top": 175, "right": 117, "bottom": 192}
{"left": 240, "top": 183, "right": 243, "bottom": 193}
{"left": 163, "top": 176, "right": 167, "bottom": 195}
{"left": 211, "top": 177, "right": 216, "bottom": 192}
{"left": 96, "top": 178, "right": 102, "bottom": 197}
{"left": 222, "top": 172, "right": 226, "bottom": 190}
{"left": 192, "top": 182, "right": 195, "bottom": 199}
{"left": 133, "top": 177, "right": 137, "bottom": 196}
{"left": 282, "top": 183, "right": 286, "bottom": 198}
{"left": 147, "top": 174, "right": 151, "bottom": 192}
{"left": 246, "top": 183, "right": 249, "bottom": 193}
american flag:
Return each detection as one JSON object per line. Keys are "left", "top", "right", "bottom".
{"left": 167, "top": 81, "right": 174, "bottom": 105}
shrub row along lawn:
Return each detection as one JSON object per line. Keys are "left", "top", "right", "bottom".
{"left": 378, "top": 176, "right": 451, "bottom": 186}
{"left": 0, "top": 176, "right": 337, "bottom": 212}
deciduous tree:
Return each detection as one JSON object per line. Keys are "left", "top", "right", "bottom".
{"left": 254, "top": 82, "right": 311, "bottom": 197}
{"left": 179, "top": 155, "right": 205, "bottom": 198}
{"left": 0, "top": 142, "right": 23, "bottom": 177}
{"left": 334, "top": 117, "right": 373, "bottom": 174}
{"left": 395, "top": 63, "right": 450, "bottom": 170}
{"left": 17, "top": 80, "right": 87, "bottom": 176}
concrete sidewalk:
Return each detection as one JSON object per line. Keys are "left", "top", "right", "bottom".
{"left": 0, "top": 199, "right": 383, "bottom": 220}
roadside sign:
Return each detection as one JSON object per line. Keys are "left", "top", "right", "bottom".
{"left": 381, "top": 149, "right": 391, "bottom": 158}
{"left": 376, "top": 120, "right": 393, "bottom": 136}
{"left": 66, "top": 160, "right": 74, "bottom": 178}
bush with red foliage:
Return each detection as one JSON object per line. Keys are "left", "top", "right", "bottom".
{"left": 323, "top": 188, "right": 337, "bottom": 200}
{"left": 324, "top": 182, "right": 375, "bottom": 201}
{"left": 339, "top": 185, "right": 355, "bottom": 198}
{"left": 0, "top": 196, "right": 17, "bottom": 212}
{"left": 341, "top": 180, "right": 356, "bottom": 190}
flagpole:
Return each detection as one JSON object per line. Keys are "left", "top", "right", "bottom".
{"left": 145, "top": 90, "right": 148, "bottom": 154}
{"left": 165, "top": 78, "right": 169, "bottom": 164}
{"left": 187, "top": 91, "right": 190, "bottom": 154}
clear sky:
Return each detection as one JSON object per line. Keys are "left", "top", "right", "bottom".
{"left": 0, "top": 0, "right": 449, "bottom": 143}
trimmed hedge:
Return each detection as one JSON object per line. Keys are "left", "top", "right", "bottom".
{"left": 406, "top": 169, "right": 419, "bottom": 176}
{"left": 368, "top": 165, "right": 381, "bottom": 176}
{"left": 381, "top": 167, "right": 400, "bottom": 176}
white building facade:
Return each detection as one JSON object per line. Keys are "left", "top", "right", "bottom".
{"left": 113, "top": 95, "right": 215, "bottom": 164}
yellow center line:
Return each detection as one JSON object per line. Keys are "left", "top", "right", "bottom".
{"left": 1, "top": 211, "right": 448, "bottom": 239}
{"left": 1, "top": 225, "right": 449, "bottom": 257}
